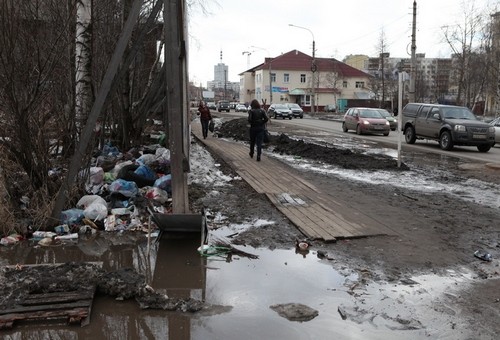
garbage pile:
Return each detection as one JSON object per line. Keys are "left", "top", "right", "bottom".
{"left": 1, "top": 143, "right": 174, "bottom": 247}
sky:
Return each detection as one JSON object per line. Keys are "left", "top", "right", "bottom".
{"left": 187, "top": 0, "right": 498, "bottom": 86}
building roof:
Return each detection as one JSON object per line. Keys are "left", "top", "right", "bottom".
{"left": 242, "top": 50, "right": 371, "bottom": 78}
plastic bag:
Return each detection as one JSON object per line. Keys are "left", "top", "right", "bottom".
{"left": 154, "top": 174, "right": 172, "bottom": 193}
{"left": 144, "top": 187, "right": 169, "bottom": 203}
{"left": 109, "top": 179, "right": 139, "bottom": 197}
{"left": 208, "top": 120, "right": 215, "bottom": 132}
{"left": 134, "top": 164, "right": 157, "bottom": 181}
{"left": 84, "top": 201, "right": 108, "bottom": 220}
{"left": 61, "top": 208, "right": 85, "bottom": 225}
{"left": 263, "top": 129, "right": 270, "bottom": 143}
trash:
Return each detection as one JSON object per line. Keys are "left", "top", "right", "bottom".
{"left": 337, "top": 306, "right": 347, "bottom": 320}
{"left": 154, "top": 174, "right": 172, "bottom": 193}
{"left": 32, "top": 231, "right": 57, "bottom": 239}
{"left": 474, "top": 250, "right": 492, "bottom": 262}
{"left": 83, "top": 201, "right": 108, "bottom": 221}
{"left": 134, "top": 164, "right": 157, "bottom": 181}
{"left": 77, "top": 195, "right": 107, "bottom": 209}
{"left": 38, "top": 237, "right": 54, "bottom": 246}
{"left": 60, "top": 208, "right": 85, "bottom": 225}
{"left": 109, "top": 179, "right": 139, "bottom": 197}
{"left": 0, "top": 235, "right": 22, "bottom": 246}
{"left": 295, "top": 239, "right": 311, "bottom": 250}
{"left": 54, "top": 224, "right": 70, "bottom": 234}
{"left": 144, "top": 187, "right": 169, "bottom": 203}
{"left": 83, "top": 167, "right": 105, "bottom": 194}
{"left": 55, "top": 233, "right": 79, "bottom": 240}
{"left": 104, "top": 214, "right": 116, "bottom": 231}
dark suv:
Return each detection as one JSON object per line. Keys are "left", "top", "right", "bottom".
{"left": 217, "top": 101, "right": 230, "bottom": 112}
{"left": 402, "top": 103, "right": 495, "bottom": 152}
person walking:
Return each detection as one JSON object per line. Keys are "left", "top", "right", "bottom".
{"left": 248, "top": 99, "right": 268, "bottom": 161}
{"left": 197, "top": 100, "right": 212, "bottom": 139}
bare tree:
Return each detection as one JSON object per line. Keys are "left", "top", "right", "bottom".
{"left": 442, "top": 0, "right": 487, "bottom": 106}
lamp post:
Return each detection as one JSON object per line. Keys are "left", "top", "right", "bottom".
{"left": 251, "top": 45, "right": 273, "bottom": 106}
{"left": 289, "top": 24, "right": 316, "bottom": 113}
{"left": 242, "top": 51, "right": 252, "bottom": 69}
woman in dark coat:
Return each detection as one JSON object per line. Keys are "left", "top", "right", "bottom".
{"left": 197, "top": 101, "right": 212, "bottom": 139}
{"left": 247, "top": 99, "right": 269, "bottom": 161}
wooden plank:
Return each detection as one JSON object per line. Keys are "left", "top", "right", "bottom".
{"left": 192, "top": 124, "right": 396, "bottom": 240}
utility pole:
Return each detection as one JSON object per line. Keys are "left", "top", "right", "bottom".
{"left": 289, "top": 24, "right": 316, "bottom": 113}
{"left": 409, "top": 0, "right": 417, "bottom": 103}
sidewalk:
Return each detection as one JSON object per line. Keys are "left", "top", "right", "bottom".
{"left": 191, "top": 123, "right": 396, "bottom": 242}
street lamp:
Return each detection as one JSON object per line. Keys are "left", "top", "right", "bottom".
{"left": 289, "top": 24, "right": 316, "bottom": 113}
{"left": 251, "top": 45, "right": 273, "bottom": 106}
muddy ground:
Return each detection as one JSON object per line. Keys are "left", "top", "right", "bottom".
{"left": 0, "top": 115, "right": 499, "bottom": 337}
{"left": 199, "top": 116, "right": 500, "bottom": 336}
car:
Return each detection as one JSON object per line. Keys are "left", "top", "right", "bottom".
{"left": 207, "top": 102, "right": 216, "bottom": 110}
{"left": 267, "top": 103, "right": 292, "bottom": 120}
{"left": 286, "top": 103, "right": 304, "bottom": 118}
{"left": 342, "top": 107, "right": 390, "bottom": 136}
{"left": 375, "top": 109, "right": 398, "bottom": 131}
{"left": 489, "top": 117, "right": 500, "bottom": 144}
{"left": 235, "top": 104, "right": 248, "bottom": 112}
{"left": 324, "top": 104, "right": 337, "bottom": 113}
{"left": 217, "top": 100, "right": 230, "bottom": 112}
{"left": 402, "top": 103, "right": 495, "bottom": 152}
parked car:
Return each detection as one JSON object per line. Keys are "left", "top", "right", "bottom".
{"left": 488, "top": 117, "right": 500, "bottom": 144}
{"left": 267, "top": 104, "right": 292, "bottom": 119}
{"left": 235, "top": 104, "right": 248, "bottom": 112}
{"left": 402, "top": 103, "right": 495, "bottom": 152}
{"left": 207, "top": 102, "right": 216, "bottom": 110}
{"left": 217, "top": 100, "right": 230, "bottom": 112}
{"left": 324, "top": 104, "right": 337, "bottom": 113}
{"left": 286, "top": 103, "right": 304, "bottom": 118}
{"left": 376, "top": 109, "right": 398, "bottom": 131}
{"left": 342, "top": 107, "right": 390, "bottom": 136}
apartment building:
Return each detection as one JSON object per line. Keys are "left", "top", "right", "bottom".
{"left": 239, "top": 50, "right": 372, "bottom": 112}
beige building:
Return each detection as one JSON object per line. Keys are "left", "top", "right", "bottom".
{"left": 239, "top": 50, "right": 372, "bottom": 112}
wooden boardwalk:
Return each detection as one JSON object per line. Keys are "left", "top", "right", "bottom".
{"left": 192, "top": 123, "right": 396, "bottom": 242}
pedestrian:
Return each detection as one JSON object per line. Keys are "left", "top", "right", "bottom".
{"left": 197, "top": 100, "right": 212, "bottom": 139}
{"left": 248, "top": 99, "right": 269, "bottom": 161}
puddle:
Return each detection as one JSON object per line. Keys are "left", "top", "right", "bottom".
{"left": 0, "top": 235, "right": 477, "bottom": 339}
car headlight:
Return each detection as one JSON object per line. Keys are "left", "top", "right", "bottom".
{"left": 454, "top": 125, "right": 466, "bottom": 132}
{"left": 362, "top": 120, "right": 370, "bottom": 125}
{"left": 385, "top": 121, "right": 390, "bottom": 126}
{"left": 488, "top": 126, "right": 495, "bottom": 133}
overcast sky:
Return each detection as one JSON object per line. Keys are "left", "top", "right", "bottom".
{"left": 186, "top": 0, "right": 498, "bottom": 86}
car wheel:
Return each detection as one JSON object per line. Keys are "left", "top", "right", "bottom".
{"left": 342, "top": 122, "right": 348, "bottom": 132}
{"left": 356, "top": 125, "right": 362, "bottom": 135}
{"left": 391, "top": 128, "right": 396, "bottom": 131}
{"left": 404, "top": 126, "right": 416, "bottom": 144}
{"left": 439, "top": 131, "right": 454, "bottom": 150}
{"left": 274, "top": 114, "right": 278, "bottom": 119}
{"left": 383, "top": 132, "right": 389, "bottom": 136}
{"left": 477, "top": 144, "right": 491, "bottom": 152}
{"left": 289, "top": 116, "right": 292, "bottom": 120}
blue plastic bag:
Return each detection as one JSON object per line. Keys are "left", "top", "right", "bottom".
{"left": 134, "top": 165, "right": 157, "bottom": 181}
{"left": 109, "top": 179, "right": 139, "bottom": 197}
{"left": 154, "top": 174, "right": 172, "bottom": 193}
{"left": 60, "top": 208, "right": 85, "bottom": 225}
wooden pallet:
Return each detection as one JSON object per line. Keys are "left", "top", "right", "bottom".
{"left": 0, "top": 289, "right": 96, "bottom": 329}
{"left": 0, "top": 263, "right": 101, "bottom": 329}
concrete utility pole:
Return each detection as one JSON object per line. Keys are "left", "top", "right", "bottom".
{"left": 289, "top": 24, "right": 316, "bottom": 113}
{"left": 164, "top": 0, "right": 190, "bottom": 213}
{"left": 409, "top": 0, "right": 417, "bottom": 103}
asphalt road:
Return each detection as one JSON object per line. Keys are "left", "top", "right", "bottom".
{"left": 221, "top": 111, "right": 500, "bottom": 165}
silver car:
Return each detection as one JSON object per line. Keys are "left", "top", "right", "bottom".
{"left": 268, "top": 104, "right": 292, "bottom": 120}
{"left": 489, "top": 117, "right": 500, "bottom": 143}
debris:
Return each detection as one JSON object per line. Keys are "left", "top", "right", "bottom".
{"left": 295, "top": 239, "right": 311, "bottom": 250}
{"left": 270, "top": 303, "right": 318, "bottom": 322}
{"left": 337, "top": 306, "right": 347, "bottom": 320}
{"left": 474, "top": 250, "right": 492, "bottom": 262}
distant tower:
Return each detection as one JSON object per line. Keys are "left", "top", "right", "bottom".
{"left": 214, "top": 49, "right": 228, "bottom": 85}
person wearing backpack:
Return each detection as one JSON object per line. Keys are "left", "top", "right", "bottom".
{"left": 247, "top": 99, "right": 269, "bottom": 161}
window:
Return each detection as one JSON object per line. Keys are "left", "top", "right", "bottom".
{"left": 342, "top": 81, "right": 348, "bottom": 88}
{"left": 271, "top": 73, "right": 276, "bottom": 82}
{"left": 300, "top": 74, "right": 306, "bottom": 83}
{"left": 355, "top": 81, "right": 365, "bottom": 88}
{"left": 303, "top": 95, "right": 311, "bottom": 106}
{"left": 284, "top": 73, "right": 289, "bottom": 83}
